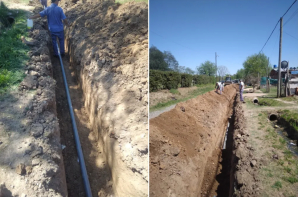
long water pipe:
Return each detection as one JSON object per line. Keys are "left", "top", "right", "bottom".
{"left": 56, "top": 42, "right": 93, "bottom": 197}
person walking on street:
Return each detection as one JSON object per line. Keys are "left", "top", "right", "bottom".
{"left": 29, "top": 0, "right": 68, "bottom": 58}
{"left": 239, "top": 79, "right": 245, "bottom": 103}
{"left": 215, "top": 81, "right": 223, "bottom": 95}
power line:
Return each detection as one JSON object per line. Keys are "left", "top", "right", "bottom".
{"left": 284, "top": 31, "right": 298, "bottom": 40}
{"left": 281, "top": 0, "right": 297, "bottom": 18}
{"left": 259, "top": 0, "right": 297, "bottom": 54}
{"left": 283, "top": 8, "right": 298, "bottom": 27}
{"left": 259, "top": 20, "right": 280, "bottom": 54}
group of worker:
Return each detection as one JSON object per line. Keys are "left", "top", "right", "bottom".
{"left": 215, "top": 80, "right": 245, "bottom": 103}
{"left": 29, "top": 0, "right": 68, "bottom": 58}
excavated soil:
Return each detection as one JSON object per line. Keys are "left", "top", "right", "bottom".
{"left": 150, "top": 85, "right": 259, "bottom": 197}
{"left": 0, "top": 6, "right": 67, "bottom": 197}
{"left": 60, "top": 1, "right": 148, "bottom": 196}
{"left": 150, "top": 85, "right": 236, "bottom": 197}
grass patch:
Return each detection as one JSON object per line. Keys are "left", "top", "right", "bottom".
{"left": 169, "top": 88, "right": 179, "bottom": 95}
{"left": 261, "top": 86, "right": 277, "bottom": 97}
{"left": 258, "top": 98, "right": 286, "bottom": 106}
{"left": 272, "top": 181, "right": 282, "bottom": 190}
{"left": 0, "top": 3, "right": 29, "bottom": 93}
{"left": 150, "top": 84, "right": 214, "bottom": 111}
{"left": 283, "top": 176, "right": 298, "bottom": 184}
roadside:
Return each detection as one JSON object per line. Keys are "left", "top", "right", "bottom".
{"left": 242, "top": 87, "right": 298, "bottom": 196}
{"left": 149, "top": 84, "right": 214, "bottom": 115}
{"left": 0, "top": 2, "right": 67, "bottom": 196}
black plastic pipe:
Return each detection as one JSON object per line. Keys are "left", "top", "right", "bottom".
{"left": 56, "top": 42, "right": 93, "bottom": 197}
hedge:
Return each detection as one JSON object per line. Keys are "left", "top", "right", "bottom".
{"left": 150, "top": 70, "right": 216, "bottom": 92}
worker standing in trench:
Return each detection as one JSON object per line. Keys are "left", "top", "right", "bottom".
{"left": 29, "top": 0, "right": 68, "bottom": 58}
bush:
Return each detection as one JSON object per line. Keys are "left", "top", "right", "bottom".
{"left": 150, "top": 70, "right": 216, "bottom": 92}
{"left": 163, "top": 71, "right": 181, "bottom": 90}
{"left": 180, "top": 74, "right": 193, "bottom": 87}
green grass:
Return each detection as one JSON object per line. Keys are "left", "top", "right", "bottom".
{"left": 0, "top": 3, "right": 29, "bottom": 93}
{"left": 272, "top": 181, "right": 282, "bottom": 190}
{"left": 258, "top": 98, "right": 286, "bottom": 106}
{"left": 261, "top": 86, "right": 277, "bottom": 97}
{"left": 150, "top": 84, "right": 214, "bottom": 111}
{"left": 169, "top": 88, "right": 180, "bottom": 95}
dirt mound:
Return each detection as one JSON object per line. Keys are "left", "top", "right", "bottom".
{"left": 232, "top": 93, "right": 260, "bottom": 197}
{"left": 150, "top": 85, "right": 236, "bottom": 197}
{"left": 61, "top": 1, "right": 148, "bottom": 196}
{"left": 0, "top": 6, "right": 67, "bottom": 197}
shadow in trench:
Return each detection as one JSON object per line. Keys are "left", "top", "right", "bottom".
{"left": 215, "top": 99, "right": 236, "bottom": 197}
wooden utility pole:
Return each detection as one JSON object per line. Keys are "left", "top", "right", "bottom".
{"left": 286, "top": 61, "right": 290, "bottom": 96}
{"left": 266, "top": 57, "right": 270, "bottom": 93}
{"left": 215, "top": 52, "right": 218, "bottom": 82}
{"left": 277, "top": 17, "right": 283, "bottom": 98}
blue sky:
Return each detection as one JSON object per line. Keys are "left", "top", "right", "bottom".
{"left": 149, "top": 0, "right": 298, "bottom": 75}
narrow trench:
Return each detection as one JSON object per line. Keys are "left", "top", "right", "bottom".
{"left": 51, "top": 53, "right": 86, "bottom": 196}
{"left": 207, "top": 96, "right": 237, "bottom": 197}
{"left": 50, "top": 44, "right": 113, "bottom": 196}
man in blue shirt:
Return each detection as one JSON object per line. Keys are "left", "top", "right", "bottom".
{"left": 30, "top": 0, "right": 68, "bottom": 58}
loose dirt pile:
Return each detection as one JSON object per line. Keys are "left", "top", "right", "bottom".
{"left": 231, "top": 93, "right": 260, "bottom": 197}
{"left": 0, "top": 7, "right": 67, "bottom": 197}
{"left": 150, "top": 85, "right": 237, "bottom": 197}
{"left": 61, "top": 1, "right": 148, "bottom": 196}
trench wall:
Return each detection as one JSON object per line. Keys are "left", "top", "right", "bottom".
{"left": 63, "top": 1, "right": 148, "bottom": 196}
{"left": 149, "top": 85, "right": 237, "bottom": 197}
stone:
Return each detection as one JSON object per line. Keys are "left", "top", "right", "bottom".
{"left": 16, "top": 163, "right": 26, "bottom": 175}
{"left": 21, "top": 75, "right": 36, "bottom": 89}
{"left": 250, "top": 160, "right": 257, "bottom": 167}
{"left": 30, "top": 71, "right": 39, "bottom": 76}
{"left": 32, "top": 158, "right": 40, "bottom": 166}
{"left": 21, "top": 194, "right": 27, "bottom": 197}
{"left": 26, "top": 166, "right": 32, "bottom": 175}
{"left": 170, "top": 146, "right": 180, "bottom": 156}
{"left": 30, "top": 123, "right": 44, "bottom": 138}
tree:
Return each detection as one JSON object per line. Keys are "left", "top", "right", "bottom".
{"left": 243, "top": 53, "right": 271, "bottom": 91}
{"left": 196, "top": 61, "right": 216, "bottom": 76}
{"left": 243, "top": 53, "right": 270, "bottom": 78}
{"left": 163, "top": 51, "right": 179, "bottom": 71}
{"left": 149, "top": 46, "right": 170, "bottom": 71}
{"left": 234, "top": 68, "right": 245, "bottom": 80}
{"left": 185, "top": 67, "right": 195, "bottom": 75}
{"left": 217, "top": 66, "right": 229, "bottom": 81}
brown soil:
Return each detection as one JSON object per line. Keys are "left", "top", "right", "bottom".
{"left": 0, "top": 5, "right": 67, "bottom": 197}
{"left": 149, "top": 85, "right": 237, "bottom": 197}
{"left": 60, "top": 1, "right": 148, "bottom": 196}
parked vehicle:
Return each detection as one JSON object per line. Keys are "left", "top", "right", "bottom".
{"left": 224, "top": 76, "right": 233, "bottom": 85}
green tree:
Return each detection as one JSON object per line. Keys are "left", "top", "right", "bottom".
{"left": 234, "top": 68, "right": 245, "bottom": 79}
{"left": 196, "top": 61, "right": 216, "bottom": 76}
{"left": 163, "top": 51, "right": 179, "bottom": 71}
{"left": 185, "top": 67, "right": 195, "bottom": 75}
{"left": 149, "top": 46, "right": 169, "bottom": 71}
{"left": 243, "top": 53, "right": 271, "bottom": 78}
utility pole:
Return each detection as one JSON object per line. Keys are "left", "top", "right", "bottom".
{"left": 215, "top": 52, "right": 218, "bottom": 81}
{"left": 277, "top": 17, "right": 283, "bottom": 98}
{"left": 266, "top": 57, "right": 270, "bottom": 93}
